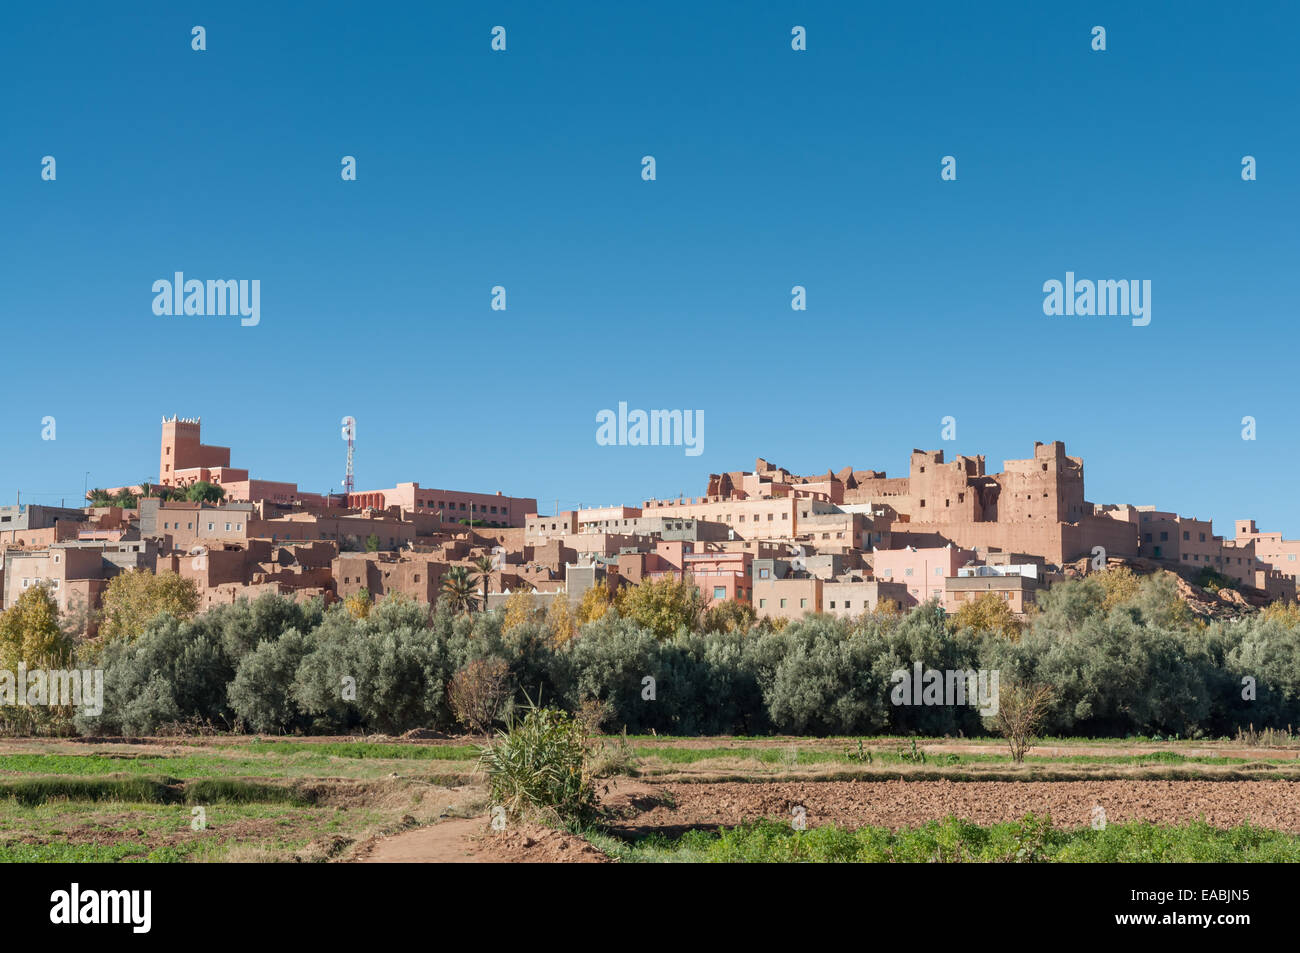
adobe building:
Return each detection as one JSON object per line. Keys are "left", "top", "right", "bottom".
{"left": 1124, "top": 509, "right": 1258, "bottom": 586}
{"left": 1236, "top": 519, "right": 1300, "bottom": 580}
{"left": 871, "top": 544, "right": 976, "bottom": 606}
{"left": 0, "top": 505, "right": 88, "bottom": 547}
{"left": 3, "top": 539, "right": 160, "bottom": 632}
{"left": 157, "top": 416, "right": 325, "bottom": 506}
{"left": 822, "top": 580, "right": 911, "bottom": 619}
{"left": 348, "top": 483, "right": 536, "bottom": 528}
{"left": 332, "top": 552, "right": 448, "bottom": 603}
{"left": 709, "top": 442, "right": 1138, "bottom": 566}
{"left": 944, "top": 564, "right": 1044, "bottom": 616}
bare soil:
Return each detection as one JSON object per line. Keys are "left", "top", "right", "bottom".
{"left": 352, "top": 776, "right": 1300, "bottom": 861}
{"left": 599, "top": 777, "right": 1300, "bottom": 834}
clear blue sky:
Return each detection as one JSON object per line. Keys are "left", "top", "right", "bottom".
{"left": 2, "top": 2, "right": 1296, "bottom": 535}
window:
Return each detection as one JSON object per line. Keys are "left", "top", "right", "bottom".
{"left": 759, "top": 568, "right": 770, "bottom": 579}
{"left": 1183, "top": 531, "right": 1190, "bottom": 540}
{"left": 779, "top": 598, "right": 787, "bottom": 608}
{"left": 845, "top": 601, "right": 852, "bottom": 609}
{"left": 934, "top": 567, "right": 942, "bottom": 575}
{"left": 800, "top": 598, "right": 807, "bottom": 608}
{"left": 904, "top": 568, "right": 914, "bottom": 577}
{"left": 759, "top": 599, "right": 766, "bottom": 608}
{"left": 713, "top": 587, "right": 726, "bottom": 599}
{"left": 829, "top": 601, "right": 836, "bottom": 609}
{"left": 207, "top": 523, "right": 214, "bottom": 531}
{"left": 1160, "top": 532, "right": 1168, "bottom": 541}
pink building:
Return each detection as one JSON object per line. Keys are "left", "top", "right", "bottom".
{"left": 871, "top": 544, "right": 975, "bottom": 605}
{"left": 1237, "top": 519, "right": 1300, "bottom": 580}
{"left": 352, "top": 482, "right": 536, "bottom": 527}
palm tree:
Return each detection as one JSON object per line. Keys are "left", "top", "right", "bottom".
{"left": 87, "top": 488, "right": 113, "bottom": 507}
{"left": 472, "top": 555, "right": 495, "bottom": 608}
{"left": 441, "top": 565, "right": 481, "bottom": 614}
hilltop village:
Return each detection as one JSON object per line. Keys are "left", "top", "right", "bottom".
{"left": 3, "top": 416, "right": 1297, "bottom": 633}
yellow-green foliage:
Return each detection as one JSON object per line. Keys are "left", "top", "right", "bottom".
{"left": 1097, "top": 565, "right": 1141, "bottom": 610}
{"left": 614, "top": 575, "right": 704, "bottom": 640}
{"left": 97, "top": 570, "right": 199, "bottom": 645}
{"left": 575, "top": 584, "right": 611, "bottom": 626}
{"left": 503, "top": 590, "right": 537, "bottom": 631}
{"left": 546, "top": 595, "right": 577, "bottom": 645}
{"left": 0, "top": 585, "right": 72, "bottom": 668}
{"left": 949, "top": 590, "right": 1023, "bottom": 640}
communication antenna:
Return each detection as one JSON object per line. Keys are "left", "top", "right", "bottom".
{"left": 341, "top": 416, "right": 356, "bottom": 497}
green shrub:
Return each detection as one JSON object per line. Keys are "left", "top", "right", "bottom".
{"left": 228, "top": 628, "right": 313, "bottom": 733}
{"left": 479, "top": 704, "right": 596, "bottom": 822}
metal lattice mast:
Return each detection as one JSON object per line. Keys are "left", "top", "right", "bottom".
{"left": 342, "top": 416, "right": 356, "bottom": 498}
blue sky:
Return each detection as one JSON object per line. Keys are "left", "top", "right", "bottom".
{"left": 2, "top": 2, "right": 1297, "bottom": 536}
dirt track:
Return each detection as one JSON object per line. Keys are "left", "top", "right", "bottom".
{"left": 354, "top": 818, "right": 609, "bottom": 863}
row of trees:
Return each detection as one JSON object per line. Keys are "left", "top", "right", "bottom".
{"left": 4, "top": 564, "right": 1297, "bottom": 739}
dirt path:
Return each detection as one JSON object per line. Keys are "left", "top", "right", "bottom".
{"left": 352, "top": 817, "right": 611, "bottom": 863}
{"left": 355, "top": 818, "right": 483, "bottom": 863}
